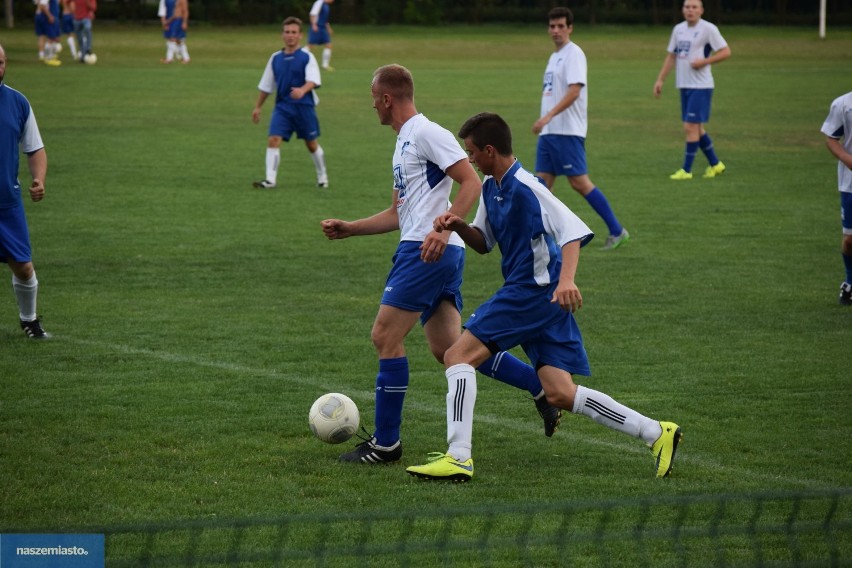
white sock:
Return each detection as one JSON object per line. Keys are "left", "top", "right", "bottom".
{"left": 179, "top": 43, "right": 189, "bottom": 61}
{"left": 572, "top": 385, "right": 662, "bottom": 446}
{"left": 311, "top": 145, "right": 327, "bottom": 179}
{"left": 45, "top": 43, "right": 55, "bottom": 59}
{"left": 68, "top": 36, "right": 77, "bottom": 59}
{"left": 322, "top": 48, "right": 331, "bottom": 68}
{"left": 166, "top": 42, "right": 177, "bottom": 61}
{"left": 446, "top": 363, "right": 477, "bottom": 461}
{"left": 265, "top": 148, "right": 280, "bottom": 184}
{"left": 13, "top": 273, "right": 38, "bottom": 322}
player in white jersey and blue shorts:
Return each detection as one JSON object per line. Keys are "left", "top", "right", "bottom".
{"left": 322, "top": 65, "right": 564, "bottom": 466}
{"left": 308, "top": 0, "right": 334, "bottom": 70}
{"left": 654, "top": 0, "right": 731, "bottom": 180}
{"left": 252, "top": 17, "right": 328, "bottom": 189}
{"left": 0, "top": 45, "right": 51, "bottom": 339}
{"left": 533, "top": 7, "right": 629, "bottom": 251}
{"left": 408, "top": 112, "right": 682, "bottom": 481}
{"left": 820, "top": 91, "right": 852, "bottom": 305}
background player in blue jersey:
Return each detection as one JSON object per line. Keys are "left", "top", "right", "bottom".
{"left": 60, "top": 0, "right": 78, "bottom": 61}
{"left": 533, "top": 7, "right": 628, "bottom": 251}
{"left": 321, "top": 65, "right": 562, "bottom": 465}
{"left": 0, "top": 45, "right": 51, "bottom": 339}
{"left": 158, "top": 0, "right": 191, "bottom": 64}
{"left": 408, "top": 113, "right": 682, "bottom": 481}
{"left": 34, "top": 0, "right": 62, "bottom": 66}
{"left": 820, "top": 91, "right": 852, "bottom": 306}
{"left": 308, "top": 0, "right": 334, "bottom": 71}
{"left": 252, "top": 17, "right": 328, "bottom": 189}
{"left": 654, "top": 0, "right": 731, "bottom": 181}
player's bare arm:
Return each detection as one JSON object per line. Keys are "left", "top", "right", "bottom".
{"left": 420, "top": 159, "right": 481, "bottom": 263}
{"left": 252, "top": 92, "right": 269, "bottom": 123}
{"left": 434, "top": 212, "right": 488, "bottom": 254}
{"left": 290, "top": 82, "right": 317, "bottom": 101}
{"left": 322, "top": 193, "right": 401, "bottom": 240}
{"left": 654, "top": 53, "right": 676, "bottom": 97}
{"left": 551, "top": 240, "right": 582, "bottom": 312}
{"left": 690, "top": 45, "right": 731, "bottom": 70}
{"left": 825, "top": 137, "right": 852, "bottom": 170}
{"left": 533, "top": 84, "right": 582, "bottom": 134}
{"left": 27, "top": 149, "right": 47, "bottom": 203}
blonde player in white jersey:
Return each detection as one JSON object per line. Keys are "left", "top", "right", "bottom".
{"left": 820, "top": 91, "right": 852, "bottom": 305}
{"left": 654, "top": 0, "right": 731, "bottom": 180}
{"left": 533, "top": 7, "right": 629, "bottom": 251}
{"left": 322, "top": 64, "right": 564, "bottom": 466}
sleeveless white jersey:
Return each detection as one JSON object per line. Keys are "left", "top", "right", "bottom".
{"left": 540, "top": 42, "right": 588, "bottom": 138}
{"left": 393, "top": 114, "right": 466, "bottom": 247}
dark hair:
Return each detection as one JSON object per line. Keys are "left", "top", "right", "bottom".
{"left": 372, "top": 64, "right": 414, "bottom": 101}
{"left": 457, "top": 112, "right": 513, "bottom": 156}
{"left": 283, "top": 16, "right": 303, "bottom": 28}
{"left": 548, "top": 7, "right": 574, "bottom": 26}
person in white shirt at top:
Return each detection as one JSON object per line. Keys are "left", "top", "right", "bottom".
{"left": 654, "top": 0, "right": 731, "bottom": 181}
{"left": 533, "top": 7, "right": 629, "bottom": 251}
{"left": 820, "top": 91, "right": 852, "bottom": 306}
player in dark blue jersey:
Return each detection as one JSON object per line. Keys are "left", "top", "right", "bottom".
{"left": 408, "top": 113, "right": 681, "bottom": 481}
{"left": 0, "top": 45, "right": 51, "bottom": 339}
{"left": 252, "top": 17, "right": 328, "bottom": 189}
{"left": 308, "top": 0, "right": 334, "bottom": 70}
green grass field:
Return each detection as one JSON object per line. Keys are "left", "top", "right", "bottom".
{"left": 1, "top": 22, "right": 851, "bottom": 565}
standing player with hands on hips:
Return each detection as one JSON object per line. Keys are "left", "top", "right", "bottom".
{"left": 820, "top": 91, "right": 852, "bottom": 306}
{"left": 406, "top": 113, "right": 682, "bottom": 482}
{"left": 0, "top": 45, "right": 51, "bottom": 339}
{"left": 654, "top": 0, "right": 731, "bottom": 181}
{"left": 321, "top": 65, "right": 564, "bottom": 466}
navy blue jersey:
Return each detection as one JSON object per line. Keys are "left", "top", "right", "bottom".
{"left": 0, "top": 84, "right": 43, "bottom": 209}
{"left": 258, "top": 48, "right": 321, "bottom": 108}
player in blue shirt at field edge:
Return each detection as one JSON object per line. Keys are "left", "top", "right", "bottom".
{"left": 654, "top": 0, "right": 731, "bottom": 180}
{"left": 308, "top": 0, "right": 334, "bottom": 71}
{"left": 252, "top": 17, "right": 328, "bottom": 189}
{"left": 407, "top": 113, "right": 682, "bottom": 481}
{"left": 0, "top": 45, "right": 51, "bottom": 339}
{"left": 321, "top": 65, "right": 563, "bottom": 465}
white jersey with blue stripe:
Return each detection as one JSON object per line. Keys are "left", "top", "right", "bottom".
{"left": 393, "top": 114, "right": 466, "bottom": 247}
{"left": 471, "top": 160, "right": 593, "bottom": 287}
{"left": 0, "top": 83, "right": 44, "bottom": 209}
{"left": 821, "top": 91, "right": 852, "bottom": 193}
{"left": 540, "top": 42, "right": 588, "bottom": 137}
{"left": 667, "top": 19, "right": 728, "bottom": 90}
{"left": 258, "top": 47, "right": 321, "bottom": 107}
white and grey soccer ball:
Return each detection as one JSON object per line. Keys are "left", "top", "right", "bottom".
{"left": 309, "top": 393, "right": 359, "bottom": 444}
{"left": 83, "top": 53, "right": 97, "bottom": 64}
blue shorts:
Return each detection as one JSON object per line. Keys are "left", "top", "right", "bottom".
{"left": 269, "top": 104, "right": 320, "bottom": 141}
{"left": 164, "top": 18, "right": 186, "bottom": 40}
{"left": 680, "top": 88, "right": 713, "bottom": 124}
{"left": 0, "top": 205, "right": 32, "bottom": 264}
{"left": 464, "top": 283, "right": 591, "bottom": 376}
{"left": 842, "top": 192, "right": 852, "bottom": 236}
{"left": 535, "top": 134, "right": 588, "bottom": 177}
{"left": 308, "top": 28, "right": 331, "bottom": 45}
{"left": 61, "top": 13, "right": 74, "bottom": 34}
{"left": 382, "top": 241, "right": 464, "bottom": 326}
{"left": 34, "top": 14, "right": 59, "bottom": 38}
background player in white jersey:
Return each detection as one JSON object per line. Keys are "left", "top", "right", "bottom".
{"left": 321, "top": 65, "right": 563, "bottom": 465}
{"left": 308, "top": 0, "right": 334, "bottom": 71}
{"left": 533, "top": 7, "right": 628, "bottom": 251}
{"left": 252, "top": 17, "right": 328, "bottom": 189}
{"left": 408, "top": 113, "right": 681, "bottom": 481}
{"left": 158, "top": 0, "right": 190, "bottom": 64}
{"left": 0, "top": 45, "right": 51, "bottom": 339}
{"left": 820, "top": 91, "right": 852, "bottom": 305}
{"left": 654, "top": 0, "right": 731, "bottom": 181}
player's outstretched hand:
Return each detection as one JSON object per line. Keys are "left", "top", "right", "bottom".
{"left": 321, "top": 219, "right": 351, "bottom": 240}
{"left": 434, "top": 212, "right": 464, "bottom": 233}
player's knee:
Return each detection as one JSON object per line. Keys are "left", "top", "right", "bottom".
{"left": 842, "top": 234, "right": 852, "bottom": 255}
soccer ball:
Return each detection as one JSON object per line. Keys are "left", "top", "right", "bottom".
{"left": 83, "top": 53, "right": 97, "bottom": 65}
{"left": 308, "top": 393, "right": 359, "bottom": 444}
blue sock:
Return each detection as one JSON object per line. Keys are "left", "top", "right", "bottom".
{"left": 683, "top": 141, "right": 699, "bottom": 172}
{"left": 374, "top": 357, "right": 408, "bottom": 446}
{"left": 477, "top": 351, "right": 542, "bottom": 397}
{"left": 698, "top": 133, "right": 720, "bottom": 166}
{"left": 584, "top": 188, "right": 623, "bottom": 237}
{"left": 844, "top": 253, "right": 852, "bottom": 284}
